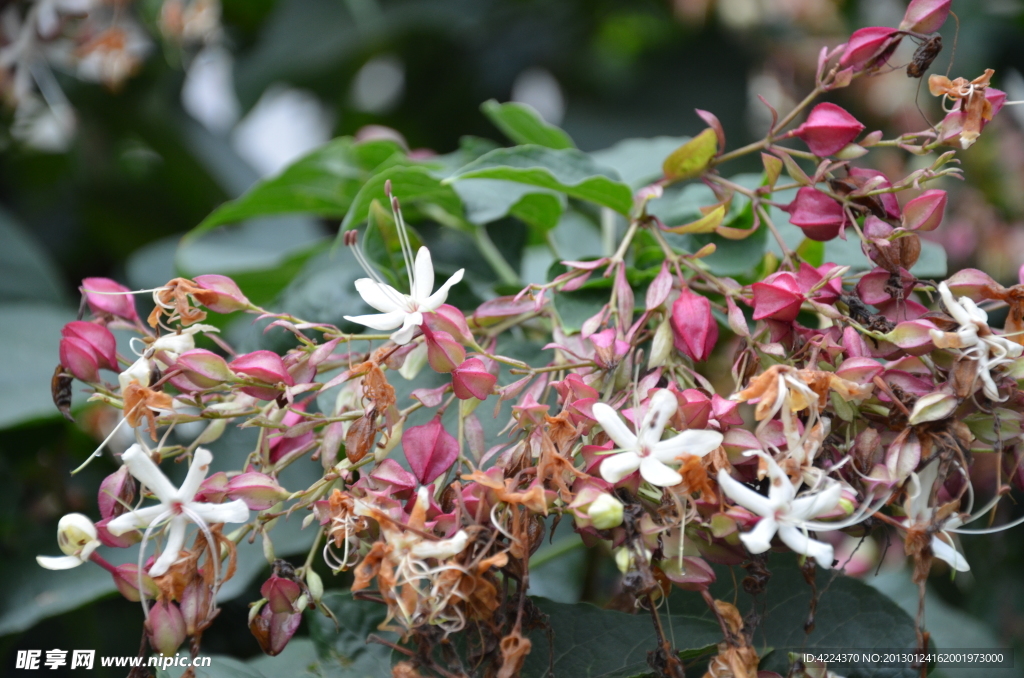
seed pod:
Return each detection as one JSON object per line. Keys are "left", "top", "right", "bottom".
{"left": 344, "top": 414, "right": 377, "bottom": 463}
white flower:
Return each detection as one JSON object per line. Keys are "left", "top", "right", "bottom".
{"left": 592, "top": 389, "right": 723, "bottom": 487}
{"left": 345, "top": 246, "right": 464, "bottom": 345}
{"left": 902, "top": 461, "right": 969, "bottom": 572}
{"left": 717, "top": 451, "right": 843, "bottom": 568}
{"left": 930, "top": 282, "right": 1023, "bottom": 401}
{"left": 36, "top": 513, "right": 101, "bottom": 570}
{"left": 106, "top": 444, "right": 250, "bottom": 576}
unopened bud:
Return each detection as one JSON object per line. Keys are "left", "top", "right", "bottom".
{"left": 751, "top": 272, "right": 804, "bottom": 322}
{"left": 226, "top": 472, "right": 290, "bottom": 510}
{"left": 587, "top": 493, "right": 624, "bottom": 529}
{"left": 908, "top": 391, "right": 959, "bottom": 425}
{"left": 784, "top": 187, "right": 846, "bottom": 241}
{"left": 422, "top": 326, "right": 466, "bottom": 373}
{"left": 192, "top": 274, "right": 251, "bottom": 313}
{"left": 899, "top": 0, "right": 952, "bottom": 34}
{"left": 902, "top": 189, "right": 947, "bottom": 232}
{"left": 147, "top": 601, "right": 187, "bottom": 656}
{"left": 81, "top": 277, "right": 138, "bottom": 322}
{"left": 175, "top": 349, "right": 235, "bottom": 388}
{"left": 648, "top": 319, "right": 674, "bottom": 368}
{"left": 670, "top": 288, "right": 718, "bottom": 362}
{"left": 451, "top": 357, "right": 497, "bottom": 400}
{"left": 794, "top": 103, "right": 866, "bottom": 157}
{"left": 839, "top": 27, "right": 900, "bottom": 71}
{"left": 98, "top": 466, "right": 136, "bottom": 520}
{"left": 230, "top": 351, "right": 294, "bottom": 400}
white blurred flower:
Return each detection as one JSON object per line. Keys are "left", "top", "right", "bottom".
{"left": 231, "top": 85, "right": 332, "bottom": 177}
{"left": 37, "top": 513, "right": 101, "bottom": 570}
{"left": 592, "top": 389, "right": 723, "bottom": 487}
{"left": 181, "top": 45, "right": 238, "bottom": 133}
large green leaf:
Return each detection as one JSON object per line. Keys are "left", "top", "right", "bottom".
{"left": 339, "top": 165, "right": 464, "bottom": 232}
{"left": 0, "top": 303, "right": 75, "bottom": 430}
{"left": 446, "top": 146, "right": 634, "bottom": 215}
{"left": 481, "top": 99, "right": 575, "bottom": 150}
{"left": 453, "top": 178, "right": 564, "bottom": 229}
{"left": 187, "top": 138, "right": 406, "bottom": 238}
{"left": 590, "top": 136, "right": 690, "bottom": 190}
{"left": 308, "top": 591, "right": 396, "bottom": 677}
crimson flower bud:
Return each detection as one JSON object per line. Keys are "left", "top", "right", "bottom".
{"left": 59, "top": 337, "right": 100, "bottom": 382}
{"left": 421, "top": 325, "right": 465, "bottom": 373}
{"left": 62, "top": 321, "right": 117, "bottom": 370}
{"left": 751, "top": 272, "right": 804, "bottom": 322}
{"left": 670, "top": 288, "right": 718, "bottom": 362}
{"left": 838, "top": 27, "right": 900, "bottom": 70}
{"left": 250, "top": 576, "right": 303, "bottom": 656}
{"left": 80, "top": 277, "right": 138, "bottom": 322}
{"left": 96, "top": 517, "right": 141, "bottom": 548}
{"left": 848, "top": 167, "right": 901, "bottom": 219}
{"left": 192, "top": 274, "right": 251, "bottom": 313}
{"left": 404, "top": 416, "right": 459, "bottom": 485}
{"left": 794, "top": 103, "right": 865, "bottom": 157}
{"left": 147, "top": 600, "right": 187, "bottom": 656}
{"left": 226, "top": 471, "right": 289, "bottom": 510}
{"left": 784, "top": 187, "right": 846, "bottom": 241}
{"left": 98, "top": 465, "right": 135, "bottom": 520}
{"left": 451, "top": 357, "right": 497, "bottom": 400}
{"left": 175, "top": 349, "right": 236, "bottom": 388}
{"left": 230, "top": 350, "right": 293, "bottom": 400}
{"left": 423, "top": 304, "right": 473, "bottom": 344}
{"left": 645, "top": 261, "right": 673, "bottom": 310}
{"left": 902, "top": 189, "right": 947, "bottom": 232}
{"left": 899, "top": 0, "right": 952, "bottom": 34}
{"left": 945, "top": 268, "right": 1001, "bottom": 301}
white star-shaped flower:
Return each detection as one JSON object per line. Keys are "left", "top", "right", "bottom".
{"left": 345, "top": 246, "right": 464, "bottom": 345}
{"left": 592, "top": 389, "right": 723, "bottom": 487}
{"left": 930, "top": 282, "right": 1022, "bottom": 401}
{"left": 902, "top": 461, "right": 969, "bottom": 572}
{"left": 106, "top": 444, "right": 250, "bottom": 576}
{"left": 717, "top": 451, "right": 843, "bottom": 568}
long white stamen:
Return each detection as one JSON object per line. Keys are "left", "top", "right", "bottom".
{"left": 390, "top": 196, "right": 416, "bottom": 291}
{"left": 71, "top": 412, "right": 133, "bottom": 475}
{"left": 137, "top": 508, "right": 173, "bottom": 620}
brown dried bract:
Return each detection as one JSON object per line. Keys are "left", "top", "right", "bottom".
{"left": 149, "top": 277, "right": 215, "bottom": 328}
{"left": 929, "top": 69, "right": 996, "bottom": 148}
{"left": 496, "top": 630, "right": 532, "bottom": 678}
{"left": 122, "top": 381, "right": 175, "bottom": 439}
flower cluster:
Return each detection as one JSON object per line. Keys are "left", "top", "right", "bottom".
{"left": 38, "top": 1, "right": 1024, "bottom": 675}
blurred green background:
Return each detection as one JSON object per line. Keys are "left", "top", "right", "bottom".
{"left": 4, "top": 0, "right": 1024, "bottom": 675}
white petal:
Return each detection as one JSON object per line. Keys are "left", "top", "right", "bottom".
{"left": 422, "top": 269, "right": 465, "bottom": 311}
{"left": 354, "top": 278, "right": 403, "bottom": 313}
{"left": 638, "top": 389, "right": 677, "bottom": 448}
{"left": 152, "top": 332, "right": 196, "bottom": 356}
{"left": 639, "top": 456, "right": 683, "bottom": 487}
{"left": 389, "top": 311, "right": 423, "bottom": 345}
{"left": 177, "top": 448, "right": 213, "bottom": 503}
{"left": 118, "top": 357, "right": 152, "bottom": 393}
{"left": 106, "top": 504, "right": 168, "bottom": 535}
{"left": 411, "top": 247, "right": 435, "bottom": 302}
{"left": 652, "top": 429, "right": 723, "bottom": 462}
{"left": 777, "top": 523, "right": 834, "bottom": 568}
{"left": 739, "top": 516, "right": 778, "bottom": 554}
{"left": 789, "top": 482, "right": 842, "bottom": 522}
{"left": 960, "top": 297, "right": 988, "bottom": 324}
{"left": 599, "top": 451, "right": 642, "bottom": 484}
{"left": 188, "top": 498, "right": 251, "bottom": 525}
{"left": 717, "top": 469, "right": 773, "bottom": 517}
{"left": 121, "top": 444, "right": 178, "bottom": 504}
{"left": 931, "top": 534, "right": 970, "bottom": 572}
{"left": 344, "top": 310, "right": 408, "bottom": 331}
{"left": 37, "top": 554, "right": 86, "bottom": 570}
{"left": 412, "top": 530, "right": 469, "bottom": 560}
{"left": 762, "top": 453, "right": 797, "bottom": 505}
{"left": 149, "top": 515, "right": 189, "bottom": 577}
{"left": 939, "top": 283, "right": 974, "bottom": 327}
{"left": 591, "top": 403, "right": 638, "bottom": 451}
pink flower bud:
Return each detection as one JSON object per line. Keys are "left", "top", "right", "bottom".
{"left": 423, "top": 304, "right": 473, "bottom": 344}
{"left": 404, "top": 416, "right": 459, "bottom": 485}
{"left": 751, "top": 272, "right": 804, "bottom": 322}
{"left": 660, "top": 556, "right": 716, "bottom": 591}
{"left": 147, "top": 600, "right": 187, "bottom": 656}
{"left": 192, "top": 274, "right": 251, "bottom": 313}
{"left": 367, "top": 458, "right": 418, "bottom": 495}
{"left": 175, "top": 349, "right": 235, "bottom": 388}
{"left": 886, "top": 319, "right": 939, "bottom": 354}
{"left": 899, "top": 0, "right": 951, "bottom": 34}
{"left": 59, "top": 337, "right": 100, "bottom": 382}
{"left": 180, "top": 578, "right": 214, "bottom": 636}
{"left": 645, "top": 261, "right": 674, "bottom": 310}
{"left": 588, "top": 328, "right": 630, "bottom": 368}
{"left": 451, "top": 358, "right": 497, "bottom": 400}
{"left": 670, "top": 288, "right": 718, "bottom": 362}
{"left": 796, "top": 262, "right": 843, "bottom": 304}
{"left": 838, "top": 27, "right": 901, "bottom": 70}
{"left": 784, "top": 187, "right": 846, "bottom": 241}
{"left": 96, "top": 517, "right": 142, "bottom": 548}
{"left": 794, "top": 103, "right": 866, "bottom": 157}
{"left": 226, "top": 472, "right": 289, "bottom": 510}
{"left": 98, "top": 465, "right": 135, "bottom": 520}
{"left": 835, "top": 356, "right": 883, "bottom": 384}
{"left": 902, "top": 189, "right": 947, "bottom": 231}
{"left": 80, "top": 277, "right": 138, "bottom": 322}
{"left": 111, "top": 563, "right": 157, "bottom": 601}
{"left": 61, "top": 321, "right": 117, "bottom": 370}
{"left": 421, "top": 325, "right": 466, "bottom": 373}
{"left": 230, "top": 351, "right": 293, "bottom": 400}
{"left": 251, "top": 576, "right": 303, "bottom": 656}
{"left": 194, "top": 471, "right": 229, "bottom": 503}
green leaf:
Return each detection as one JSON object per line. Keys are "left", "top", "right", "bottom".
{"left": 554, "top": 286, "right": 610, "bottom": 333}
{"left": 662, "top": 128, "right": 718, "bottom": 182}
{"left": 446, "top": 146, "right": 634, "bottom": 215}
{"left": 481, "top": 100, "right": 575, "bottom": 149}
{"left": 187, "top": 138, "right": 406, "bottom": 238}
{"left": 308, "top": 591, "right": 396, "bottom": 677}
{"left": 339, "top": 165, "right": 464, "bottom": 233}
{"left": 452, "top": 178, "right": 564, "bottom": 229}
{"left": 0, "top": 207, "right": 68, "bottom": 305}
{"left": 511, "top": 192, "right": 564, "bottom": 235}
{"left": 521, "top": 597, "right": 722, "bottom": 678}
{"left": 590, "top": 136, "right": 691, "bottom": 190}
{"left": 0, "top": 303, "right": 75, "bottom": 430}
